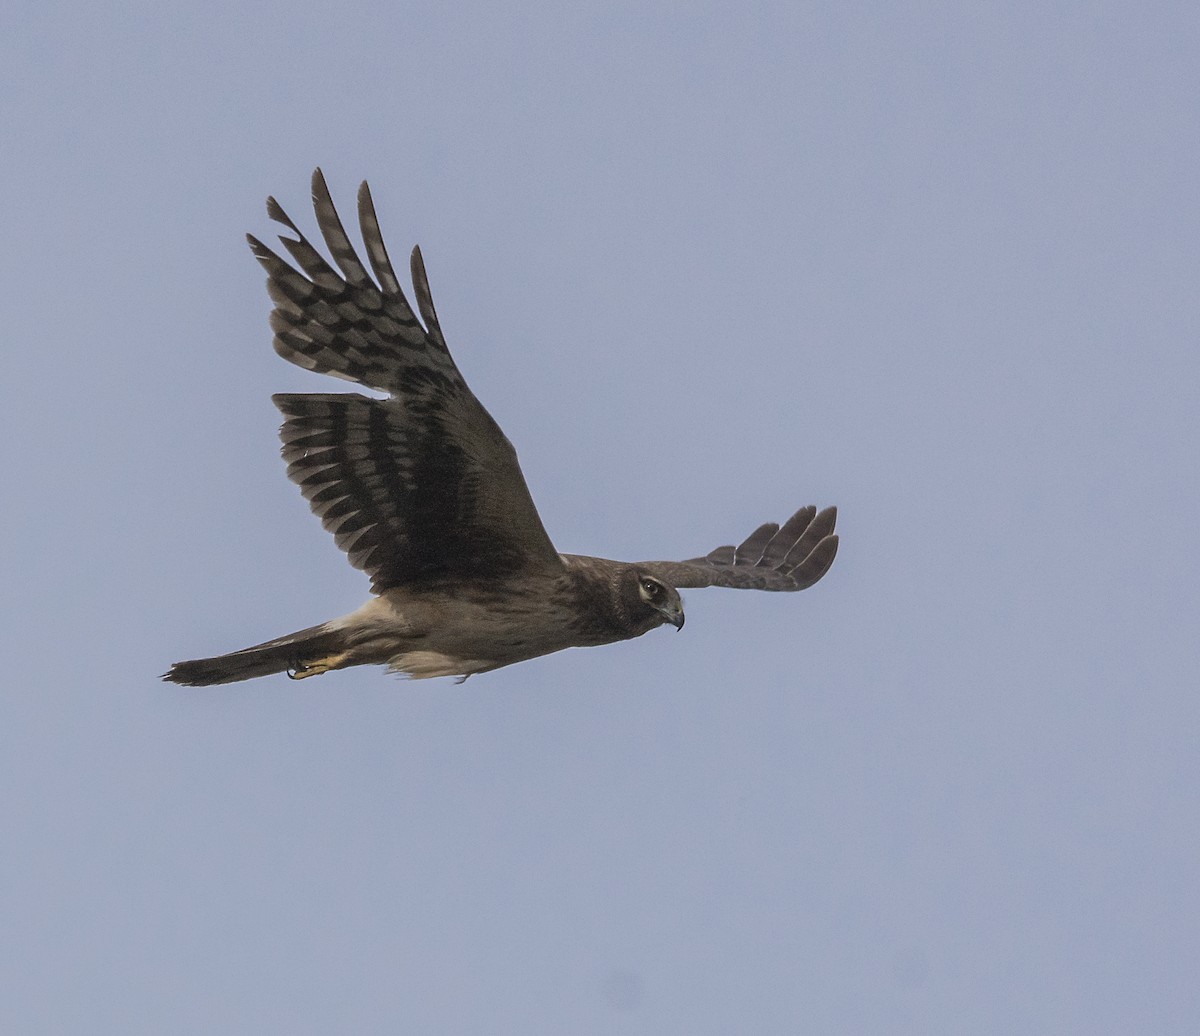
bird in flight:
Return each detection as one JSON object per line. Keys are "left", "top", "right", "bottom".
{"left": 164, "top": 171, "right": 838, "bottom": 685}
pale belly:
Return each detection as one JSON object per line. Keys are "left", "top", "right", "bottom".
{"left": 330, "top": 583, "right": 609, "bottom": 679}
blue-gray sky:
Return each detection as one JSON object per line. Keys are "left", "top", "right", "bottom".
{"left": 3, "top": 1, "right": 1198, "bottom": 1032}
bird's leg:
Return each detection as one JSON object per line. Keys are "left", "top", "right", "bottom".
{"left": 286, "top": 651, "right": 351, "bottom": 680}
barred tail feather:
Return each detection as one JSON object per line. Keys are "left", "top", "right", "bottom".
{"left": 162, "top": 624, "right": 346, "bottom": 687}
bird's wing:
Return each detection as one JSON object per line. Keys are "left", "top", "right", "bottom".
{"left": 249, "top": 170, "right": 561, "bottom": 592}
{"left": 637, "top": 506, "right": 838, "bottom": 591}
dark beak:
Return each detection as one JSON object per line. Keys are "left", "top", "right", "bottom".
{"left": 667, "top": 608, "right": 685, "bottom": 631}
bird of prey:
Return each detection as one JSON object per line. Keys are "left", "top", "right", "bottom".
{"left": 164, "top": 171, "right": 838, "bottom": 686}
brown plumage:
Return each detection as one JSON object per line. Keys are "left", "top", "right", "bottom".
{"left": 163, "top": 171, "right": 839, "bottom": 686}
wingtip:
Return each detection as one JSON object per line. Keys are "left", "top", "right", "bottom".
{"left": 820, "top": 532, "right": 840, "bottom": 573}
{"left": 410, "top": 244, "right": 428, "bottom": 280}
{"left": 311, "top": 168, "right": 337, "bottom": 212}
{"left": 246, "top": 232, "right": 273, "bottom": 260}
{"left": 792, "top": 532, "right": 839, "bottom": 590}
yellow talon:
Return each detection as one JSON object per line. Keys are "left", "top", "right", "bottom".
{"left": 288, "top": 651, "right": 350, "bottom": 679}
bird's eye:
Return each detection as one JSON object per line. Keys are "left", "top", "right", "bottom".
{"left": 641, "top": 579, "right": 660, "bottom": 597}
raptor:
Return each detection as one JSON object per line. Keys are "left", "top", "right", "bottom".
{"left": 164, "top": 171, "right": 838, "bottom": 685}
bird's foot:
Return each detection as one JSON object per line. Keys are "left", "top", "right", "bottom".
{"left": 287, "top": 652, "right": 350, "bottom": 680}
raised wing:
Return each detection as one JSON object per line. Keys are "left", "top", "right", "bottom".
{"left": 638, "top": 506, "right": 838, "bottom": 591}
{"left": 248, "top": 170, "right": 561, "bottom": 592}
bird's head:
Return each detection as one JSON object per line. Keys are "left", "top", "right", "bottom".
{"left": 628, "top": 572, "right": 685, "bottom": 633}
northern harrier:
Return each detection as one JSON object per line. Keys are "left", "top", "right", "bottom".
{"left": 164, "top": 171, "right": 838, "bottom": 686}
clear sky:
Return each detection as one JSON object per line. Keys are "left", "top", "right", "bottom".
{"left": 3, "top": 1, "right": 1198, "bottom": 1032}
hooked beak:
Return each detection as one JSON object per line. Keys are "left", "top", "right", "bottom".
{"left": 662, "top": 605, "right": 685, "bottom": 631}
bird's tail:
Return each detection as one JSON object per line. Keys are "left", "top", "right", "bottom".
{"left": 163, "top": 623, "right": 350, "bottom": 687}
